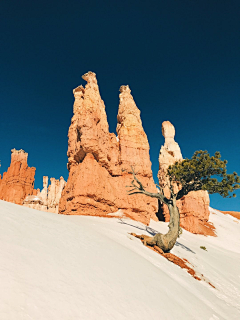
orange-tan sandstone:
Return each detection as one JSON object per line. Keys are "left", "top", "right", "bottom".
{"left": 59, "top": 72, "right": 158, "bottom": 224}
{"left": 0, "top": 149, "right": 36, "bottom": 205}
{"left": 23, "top": 176, "right": 66, "bottom": 213}
{"left": 158, "top": 121, "right": 215, "bottom": 235}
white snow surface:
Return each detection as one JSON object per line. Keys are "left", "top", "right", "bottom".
{"left": 0, "top": 200, "right": 240, "bottom": 320}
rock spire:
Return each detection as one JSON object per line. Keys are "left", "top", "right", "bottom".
{"left": 0, "top": 149, "right": 36, "bottom": 205}
{"left": 158, "top": 121, "right": 215, "bottom": 235}
{"left": 23, "top": 176, "right": 66, "bottom": 213}
{"left": 59, "top": 72, "right": 158, "bottom": 224}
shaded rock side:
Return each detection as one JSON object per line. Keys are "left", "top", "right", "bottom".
{"left": 23, "top": 176, "right": 66, "bottom": 213}
{"left": 158, "top": 121, "right": 214, "bottom": 235}
{"left": 59, "top": 72, "right": 157, "bottom": 224}
{"left": 0, "top": 149, "right": 36, "bottom": 205}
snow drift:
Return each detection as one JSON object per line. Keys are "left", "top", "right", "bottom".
{"left": 0, "top": 200, "right": 240, "bottom": 319}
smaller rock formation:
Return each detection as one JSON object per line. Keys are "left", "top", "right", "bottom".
{"left": 0, "top": 149, "right": 36, "bottom": 205}
{"left": 47, "top": 177, "right": 66, "bottom": 213}
{"left": 158, "top": 121, "right": 214, "bottom": 235}
{"left": 23, "top": 195, "right": 45, "bottom": 211}
{"left": 23, "top": 176, "right": 66, "bottom": 213}
{"left": 158, "top": 121, "right": 183, "bottom": 196}
{"left": 38, "top": 176, "right": 48, "bottom": 206}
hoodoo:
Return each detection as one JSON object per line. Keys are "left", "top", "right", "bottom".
{"left": 158, "top": 121, "right": 214, "bottom": 235}
{"left": 23, "top": 176, "right": 66, "bottom": 213}
{"left": 59, "top": 72, "right": 158, "bottom": 224}
{"left": 0, "top": 149, "right": 36, "bottom": 205}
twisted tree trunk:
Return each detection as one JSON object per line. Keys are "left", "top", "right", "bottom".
{"left": 141, "top": 197, "right": 180, "bottom": 252}
{"left": 127, "top": 167, "right": 181, "bottom": 252}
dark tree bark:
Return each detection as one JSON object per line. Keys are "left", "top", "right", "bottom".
{"left": 127, "top": 150, "right": 240, "bottom": 252}
{"left": 127, "top": 168, "right": 181, "bottom": 253}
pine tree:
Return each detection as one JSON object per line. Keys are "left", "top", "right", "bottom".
{"left": 128, "top": 150, "right": 240, "bottom": 252}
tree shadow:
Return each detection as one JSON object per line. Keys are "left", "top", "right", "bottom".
{"left": 118, "top": 218, "right": 158, "bottom": 236}
{"left": 118, "top": 218, "right": 196, "bottom": 254}
{"left": 175, "top": 241, "right": 196, "bottom": 254}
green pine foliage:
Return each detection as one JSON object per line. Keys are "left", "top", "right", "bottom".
{"left": 167, "top": 150, "right": 240, "bottom": 200}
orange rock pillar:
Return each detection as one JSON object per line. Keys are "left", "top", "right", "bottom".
{"left": 59, "top": 72, "right": 157, "bottom": 224}
{"left": 0, "top": 149, "right": 36, "bottom": 205}
{"left": 158, "top": 121, "right": 214, "bottom": 235}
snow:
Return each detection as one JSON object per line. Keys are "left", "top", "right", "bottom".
{"left": 0, "top": 200, "right": 240, "bottom": 320}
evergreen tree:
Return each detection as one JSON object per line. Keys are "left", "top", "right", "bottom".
{"left": 128, "top": 150, "right": 240, "bottom": 253}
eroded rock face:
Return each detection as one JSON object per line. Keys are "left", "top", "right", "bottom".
{"left": 59, "top": 72, "right": 158, "bottom": 224}
{"left": 158, "top": 121, "right": 214, "bottom": 235}
{"left": 39, "top": 176, "right": 48, "bottom": 206}
{"left": 0, "top": 149, "right": 36, "bottom": 205}
{"left": 47, "top": 177, "right": 66, "bottom": 213}
{"left": 23, "top": 176, "right": 66, "bottom": 213}
{"left": 23, "top": 195, "right": 45, "bottom": 211}
{"left": 158, "top": 121, "right": 183, "bottom": 195}
{"left": 117, "top": 85, "right": 153, "bottom": 177}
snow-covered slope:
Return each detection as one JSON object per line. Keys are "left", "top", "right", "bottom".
{"left": 0, "top": 200, "right": 240, "bottom": 320}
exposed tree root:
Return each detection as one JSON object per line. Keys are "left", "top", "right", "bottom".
{"left": 130, "top": 233, "right": 215, "bottom": 289}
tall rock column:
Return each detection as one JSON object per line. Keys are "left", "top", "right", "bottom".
{"left": 67, "top": 71, "right": 114, "bottom": 171}
{"left": 59, "top": 72, "right": 120, "bottom": 217}
{"left": 158, "top": 121, "right": 214, "bottom": 235}
{"left": 0, "top": 149, "right": 36, "bottom": 205}
{"left": 115, "top": 85, "right": 158, "bottom": 221}
{"left": 59, "top": 72, "right": 157, "bottom": 224}
{"left": 38, "top": 176, "right": 48, "bottom": 208}
{"left": 48, "top": 177, "right": 66, "bottom": 213}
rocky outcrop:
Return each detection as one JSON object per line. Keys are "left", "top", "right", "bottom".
{"left": 0, "top": 149, "right": 36, "bottom": 205}
{"left": 22, "top": 195, "right": 45, "bottom": 211}
{"left": 38, "top": 176, "right": 48, "bottom": 207}
{"left": 23, "top": 176, "right": 66, "bottom": 213}
{"left": 47, "top": 177, "right": 66, "bottom": 213}
{"left": 59, "top": 72, "right": 158, "bottom": 224}
{"left": 158, "top": 121, "right": 214, "bottom": 235}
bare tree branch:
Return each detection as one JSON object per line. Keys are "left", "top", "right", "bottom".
{"left": 127, "top": 166, "right": 169, "bottom": 205}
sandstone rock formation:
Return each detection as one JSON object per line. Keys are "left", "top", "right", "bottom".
{"left": 47, "top": 177, "right": 66, "bottom": 213}
{"left": 59, "top": 72, "right": 158, "bottom": 224}
{"left": 23, "top": 176, "right": 66, "bottom": 213}
{"left": 39, "top": 176, "right": 48, "bottom": 207}
{"left": 158, "top": 121, "right": 214, "bottom": 235}
{"left": 0, "top": 149, "right": 36, "bottom": 205}
{"left": 158, "top": 121, "right": 183, "bottom": 195}
{"left": 22, "top": 195, "right": 45, "bottom": 211}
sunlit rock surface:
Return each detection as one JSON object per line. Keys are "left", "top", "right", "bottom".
{"left": 0, "top": 149, "right": 35, "bottom": 205}
{"left": 59, "top": 72, "right": 157, "bottom": 224}
{"left": 158, "top": 121, "right": 214, "bottom": 235}
{"left": 23, "top": 176, "right": 66, "bottom": 213}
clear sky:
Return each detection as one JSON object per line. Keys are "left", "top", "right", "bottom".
{"left": 1, "top": 0, "right": 239, "bottom": 211}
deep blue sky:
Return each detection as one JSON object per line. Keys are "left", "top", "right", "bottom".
{"left": 1, "top": 0, "right": 240, "bottom": 211}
